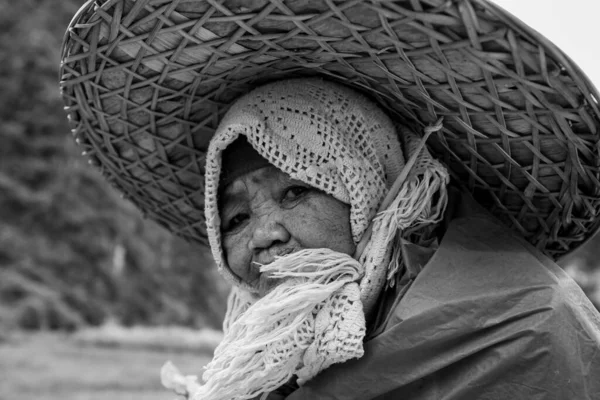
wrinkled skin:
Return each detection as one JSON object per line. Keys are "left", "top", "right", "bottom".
{"left": 219, "top": 165, "right": 356, "bottom": 296}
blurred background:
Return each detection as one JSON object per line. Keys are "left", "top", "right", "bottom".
{"left": 0, "top": 1, "right": 230, "bottom": 399}
{"left": 0, "top": 0, "right": 599, "bottom": 399}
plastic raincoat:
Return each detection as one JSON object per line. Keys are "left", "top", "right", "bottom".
{"left": 286, "top": 190, "right": 600, "bottom": 400}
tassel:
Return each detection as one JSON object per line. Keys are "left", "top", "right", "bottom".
{"left": 378, "top": 159, "right": 449, "bottom": 283}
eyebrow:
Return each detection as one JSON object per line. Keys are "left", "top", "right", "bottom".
{"left": 218, "top": 176, "right": 248, "bottom": 206}
{"left": 219, "top": 189, "right": 245, "bottom": 216}
{"left": 218, "top": 166, "right": 299, "bottom": 210}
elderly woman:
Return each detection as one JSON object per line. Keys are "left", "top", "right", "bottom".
{"left": 197, "top": 78, "right": 448, "bottom": 395}
{"left": 165, "top": 77, "right": 600, "bottom": 400}
{"left": 60, "top": 0, "right": 600, "bottom": 399}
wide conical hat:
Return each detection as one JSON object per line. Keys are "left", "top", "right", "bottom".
{"left": 60, "top": 0, "right": 600, "bottom": 259}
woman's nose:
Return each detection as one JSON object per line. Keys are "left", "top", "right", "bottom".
{"left": 249, "top": 216, "right": 291, "bottom": 251}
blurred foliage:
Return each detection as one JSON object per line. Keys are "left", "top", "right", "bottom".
{"left": 0, "top": 0, "right": 229, "bottom": 332}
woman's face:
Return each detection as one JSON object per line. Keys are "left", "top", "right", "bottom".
{"left": 219, "top": 165, "right": 356, "bottom": 294}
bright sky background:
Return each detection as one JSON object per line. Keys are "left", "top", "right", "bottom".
{"left": 491, "top": 0, "right": 600, "bottom": 89}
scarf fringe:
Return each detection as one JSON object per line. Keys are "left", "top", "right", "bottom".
{"left": 376, "top": 156, "right": 450, "bottom": 284}
{"left": 171, "top": 250, "right": 363, "bottom": 400}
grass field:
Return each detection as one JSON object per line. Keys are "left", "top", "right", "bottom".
{"left": 0, "top": 332, "right": 211, "bottom": 400}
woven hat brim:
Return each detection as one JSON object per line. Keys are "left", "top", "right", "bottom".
{"left": 59, "top": 0, "right": 600, "bottom": 259}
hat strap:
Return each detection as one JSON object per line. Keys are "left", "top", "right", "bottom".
{"left": 354, "top": 118, "right": 444, "bottom": 259}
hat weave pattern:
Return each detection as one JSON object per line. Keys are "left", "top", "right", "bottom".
{"left": 60, "top": 0, "right": 600, "bottom": 259}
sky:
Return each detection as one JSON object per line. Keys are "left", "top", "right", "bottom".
{"left": 491, "top": 0, "right": 600, "bottom": 89}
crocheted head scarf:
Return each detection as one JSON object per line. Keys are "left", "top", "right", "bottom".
{"left": 162, "top": 78, "right": 449, "bottom": 400}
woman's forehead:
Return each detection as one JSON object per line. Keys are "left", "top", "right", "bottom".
{"left": 220, "top": 165, "right": 292, "bottom": 202}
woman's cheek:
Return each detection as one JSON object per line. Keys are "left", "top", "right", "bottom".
{"left": 294, "top": 196, "right": 354, "bottom": 254}
{"left": 223, "top": 232, "right": 252, "bottom": 281}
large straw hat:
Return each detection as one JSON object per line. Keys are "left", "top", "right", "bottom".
{"left": 60, "top": 0, "right": 600, "bottom": 260}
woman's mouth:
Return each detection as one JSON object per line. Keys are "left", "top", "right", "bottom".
{"left": 252, "top": 248, "right": 299, "bottom": 296}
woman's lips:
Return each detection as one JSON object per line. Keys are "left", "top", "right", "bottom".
{"left": 253, "top": 247, "right": 297, "bottom": 267}
{"left": 257, "top": 274, "right": 279, "bottom": 297}
{"left": 252, "top": 247, "right": 299, "bottom": 297}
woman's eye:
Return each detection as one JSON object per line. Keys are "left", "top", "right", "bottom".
{"left": 224, "top": 213, "right": 249, "bottom": 232}
{"left": 283, "top": 185, "right": 309, "bottom": 201}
